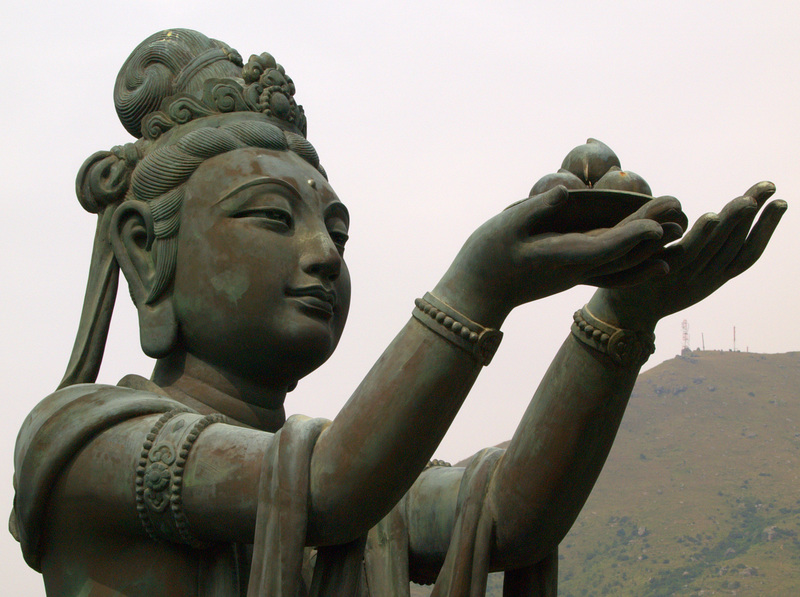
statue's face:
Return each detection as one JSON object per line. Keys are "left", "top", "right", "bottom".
{"left": 172, "top": 146, "right": 350, "bottom": 391}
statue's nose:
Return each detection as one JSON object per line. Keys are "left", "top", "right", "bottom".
{"left": 300, "top": 229, "right": 342, "bottom": 281}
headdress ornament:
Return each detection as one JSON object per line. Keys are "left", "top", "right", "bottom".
{"left": 140, "top": 52, "right": 307, "bottom": 141}
{"left": 113, "top": 29, "right": 307, "bottom": 142}
{"left": 115, "top": 30, "right": 308, "bottom": 142}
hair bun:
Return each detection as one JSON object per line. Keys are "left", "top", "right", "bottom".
{"left": 76, "top": 143, "right": 142, "bottom": 213}
{"left": 114, "top": 29, "right": 243, "bottom": 138}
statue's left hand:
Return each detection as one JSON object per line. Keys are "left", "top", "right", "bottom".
{"left": 587, "top": 182, "right": 787, "bottom": 330}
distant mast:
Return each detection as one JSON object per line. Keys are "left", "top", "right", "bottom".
{"left": 681, "top": 320, "right": 690, "bottom": 355}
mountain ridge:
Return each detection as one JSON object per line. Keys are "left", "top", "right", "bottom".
{"left": 554, "top": 350, "right": 800, "bottom": 596}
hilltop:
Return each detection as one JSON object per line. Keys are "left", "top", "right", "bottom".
{"left": 413, "top": 351, "right": 800, "bottom": 596}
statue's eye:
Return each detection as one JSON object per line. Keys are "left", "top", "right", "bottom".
{"left": 327, "top": 218, "right": 349, "bottom": 255}
{"left": 235, "top": 208, "right": 293, "bottom": 229}
{"left": 329, "top": 231, "right": 349, "bottom": 255}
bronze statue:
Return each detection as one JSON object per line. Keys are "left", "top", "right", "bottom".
{"left": 10, "top": 29, "right": 786, "bottom": 596}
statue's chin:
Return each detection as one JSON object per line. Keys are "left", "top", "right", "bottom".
{"left": 215, "top": 334, "right": 337, "bottom": 393}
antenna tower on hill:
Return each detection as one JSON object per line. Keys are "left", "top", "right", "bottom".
{"left": 681, "top": 319, "right": 690, "bottom": 354}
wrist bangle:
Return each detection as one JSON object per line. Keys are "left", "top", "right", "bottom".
{"left": 136, "top": 411, "right": 226, "bottom": 547}
{"left": 571, "top": 305, "right": 655, "bottom": 368}
{"left": 413, "top": 292, "right": 503, "bottom": 366}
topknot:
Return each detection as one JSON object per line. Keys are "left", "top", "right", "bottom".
{"left": 114, "top": 29, "right": 243, "bottom": 138}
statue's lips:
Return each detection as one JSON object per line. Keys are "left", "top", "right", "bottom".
{"left": 286, "top": 286, "right": 336, "bottom": 319}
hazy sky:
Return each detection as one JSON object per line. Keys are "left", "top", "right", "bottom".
{"left": 3, "top": 1, "right": 799, "bottom": 592}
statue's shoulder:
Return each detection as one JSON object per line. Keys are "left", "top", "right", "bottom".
{"left": 20, "top": 380, "right": 154, "bottom": 420}
{"left": 14, "top": 380, "right": 188, "bottom": 492}
{"left": 16, "top": 381, "right": 184, "bottom": 462}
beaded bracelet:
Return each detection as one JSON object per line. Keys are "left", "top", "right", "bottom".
{"left": 571, "top": 305, "right": 655, "bottom": 368}
{"left": 136, "top": 410, "right": 226, "bottom": 547}
{"left": 412, "top": 292, "right": 503, "bottom": 366}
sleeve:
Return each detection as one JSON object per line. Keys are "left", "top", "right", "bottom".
{"left": 364, "top": 448, "right": 558, "bottom": 597}
{"left": 11, "top": 384, "right": 191, "bottom": 571}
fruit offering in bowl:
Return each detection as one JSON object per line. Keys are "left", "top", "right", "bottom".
{"left": 525, "top": 139, "right": 681, "bottom": 233}
{"left": 530, "top": 138, "right": 651, "bottom": 196}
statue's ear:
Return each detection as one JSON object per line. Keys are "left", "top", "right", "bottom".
{"left": 111, "top": 201, "right": 179, "bottom": 358}
{"left": 110, "top": 201, "right": 154, "bottom": 301}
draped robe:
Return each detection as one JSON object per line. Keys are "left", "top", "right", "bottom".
{"left": 11, "top": 382, "right": 555, "bottom": 596}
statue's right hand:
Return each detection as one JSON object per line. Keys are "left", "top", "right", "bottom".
{"left": 432, "top": 186, "right": 685, "bottom": 328}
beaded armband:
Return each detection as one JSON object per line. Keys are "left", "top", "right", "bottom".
{"left": 571, "top": 306, "right": 655, "bottom": 368}
{"left": 135, "top": 410, "right": 226, "bottom": 547}
{"left": 412, "top": 292, "right": 503, "bottom": 366}
{"left": 425, "top": 459, "right": 452, "bottom": 469}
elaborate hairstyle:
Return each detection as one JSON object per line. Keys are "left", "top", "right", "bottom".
{"left": 61, "top": 29, "right": 325, "bottom": 387}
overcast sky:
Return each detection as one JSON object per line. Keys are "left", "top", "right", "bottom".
{"left": 3, "top": 1, "right": 799, "bottom": 592}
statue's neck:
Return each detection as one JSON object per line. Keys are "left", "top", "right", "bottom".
{"left": 151, "top": 351, "right": 287, "bottom": 432}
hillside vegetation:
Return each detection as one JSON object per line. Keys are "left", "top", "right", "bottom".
{"left": 414, "top": 351, "right": 800, "bottom": 596}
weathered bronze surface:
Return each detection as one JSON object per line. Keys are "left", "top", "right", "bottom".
{"left": 10, "top": 29, "right": 786, "bottom": 596}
